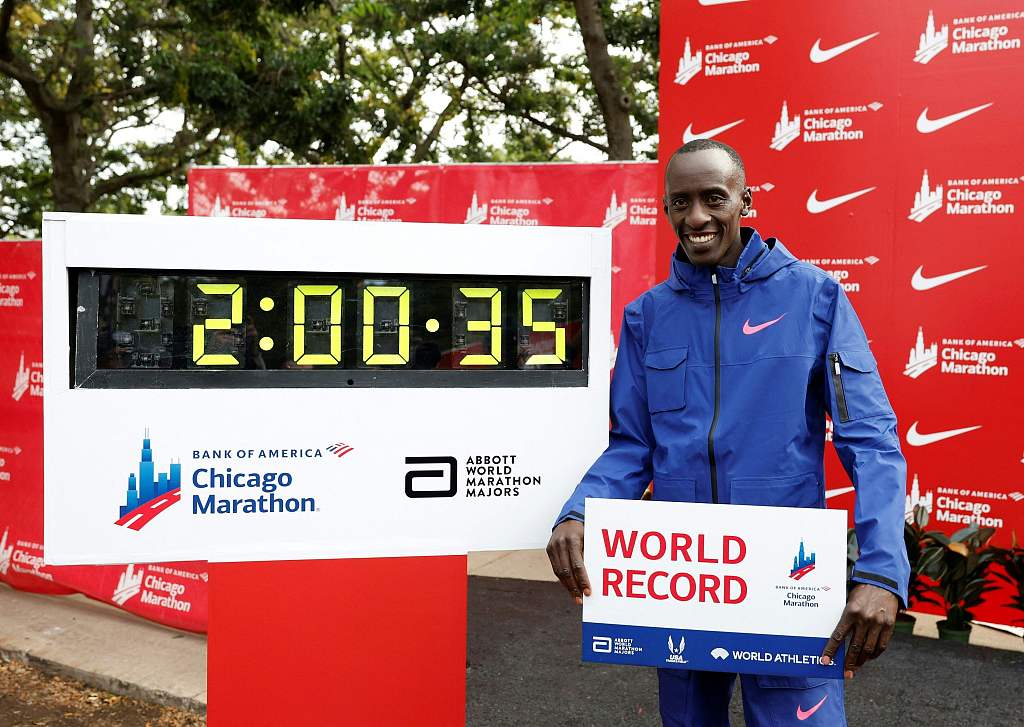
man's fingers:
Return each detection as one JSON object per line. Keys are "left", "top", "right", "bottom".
{"left": 556, "top": 539, "right": 584, "bottom": 602}
{"left": 546, "top": 539, "right": 578, "bottom": 600}
{"left": 858, "top": 622, "right": 883, "bottom": 668}
{"left": 820, "top": 616, "right": 851, "bottom": 665}
{"left": 844, "top": 622, "right": 868, "bottom": 674}
{"left": 568, "top": 540, "right": 591, "bottom": 597}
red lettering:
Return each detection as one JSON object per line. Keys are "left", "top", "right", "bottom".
{"left": 671, "top": 533, "right": 692, "bottom": 561}
{"left": 697, "top": 534, "right": 719, "bottom": 563}
{"left": 723, "top": 535, "right": 746, "bottom": 564}
{"left": 640, "top": 531, "right": 667, "bottom": 560}
{"left": 670, "top": 572, "right": 696, "bottom": 601}
{"left": 649, "top": 571, "right": 670, "bottom": 600}
{"left": 603, "top": 568, "right": 623, "bottom": 597}
{"left": 602, "top": 529, "right": 637, "bottom": 558}
{"left": 724, "top": 575, "right": 747, "bottom": 604}
{"left": 626, "top": 569, "right": 645, "bottom": 598}
{"left": 699, "top": 573, "right": 721, "bottom": 603}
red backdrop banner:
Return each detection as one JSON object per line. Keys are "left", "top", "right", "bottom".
{"left": 658, "top": 0, "right": 1024, "bottom": 626}
{"left": 0, "top": 240, "right": 208, "bottom": 632}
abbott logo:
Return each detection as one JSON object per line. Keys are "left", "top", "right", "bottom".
{"left": 112, "top": 564, "right": 144, "bottom": 606}
{"left": 592, "top": 636, "right": 612, "bottom": 653}
{"left": 405, "top": 456, "right": 457, "bottom": 498}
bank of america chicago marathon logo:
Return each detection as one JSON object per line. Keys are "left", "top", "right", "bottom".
{"left": 788, "top": 540, "right": 816, "bottom": 581}
{"left": 463, "top": 191, "right": 552, "bottom": 226}
{"left": 0, "top": 527, "right": 13, "bottom": 576}
{"left": 908, "top": 169, "right": 1017, "bottom": 223}
{"left": 906, "top": 474, "right": 1020, "bottom": 529}
{"left": 111, "top": 563, "right": 194, "bottom": 613}
{"left": 914, "top": 9, "right": 1024, "bottom": 65}
{"left": 769, "top": 100, "right": 883, "bottom": 152}
{"left": 673, "top": 34, "right": 777, "bottom": 86}
{"left": 904, "top": 326, "right": 1018, "bottom": 379}
{"left": 602, "top": 192, "right": 659, "bottom": 231}
{"left": 10, "top": 352, "right": 42, "bottom": 402}
{"left": 114, "top": 432, "right": 354, "bottom": 530}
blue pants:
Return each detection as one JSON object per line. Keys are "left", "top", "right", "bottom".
{"left": 658, "top": 669, "right": 846, "bottom": 726}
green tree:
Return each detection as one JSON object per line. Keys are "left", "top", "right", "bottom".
{"left": 0, "top": 0, "right": 658, "bottom": 238}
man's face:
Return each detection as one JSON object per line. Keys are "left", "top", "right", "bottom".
{"left": 663, "top": 149, "right": 752, "bottom": 268}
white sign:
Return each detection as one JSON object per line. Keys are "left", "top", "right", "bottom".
{"left": 42, "top": 213, "right": 610, "bottom": 565}
{"left": 583, "top": 499, "right": 846, "bottom": 678}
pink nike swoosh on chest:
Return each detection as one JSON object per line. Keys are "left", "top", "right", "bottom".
{"left": 742, "top": 313, "right": 786, "bottom": 335}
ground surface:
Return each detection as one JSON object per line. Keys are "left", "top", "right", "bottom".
{"left": 466, "top": 576, "right": 1024, "bottom": 726}
{"left": 0, "top": 660, "right": 203, "bottom": 727}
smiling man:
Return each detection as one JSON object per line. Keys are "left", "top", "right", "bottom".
{"left": 546, "top": 139, "right": 909, "bottom": 726}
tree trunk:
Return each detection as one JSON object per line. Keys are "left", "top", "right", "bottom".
{"left": 46, "top": 111, "right": 91, "bottom": 212}
{"left": 573, "top": 0, "right": 634, "bottom": 160}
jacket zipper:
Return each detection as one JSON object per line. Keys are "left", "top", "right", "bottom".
{"left": 708, "top": 272, "right": 721, "bottom": 503}
{"left": 831, "top": 353, "right": 850, "bottom": 423}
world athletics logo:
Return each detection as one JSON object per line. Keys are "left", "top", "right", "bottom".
{"left": 788, "top": 540, "right": 816, "bottom": 580}
{"left": 114, "top": 431, "right": 182, "bottom": 531}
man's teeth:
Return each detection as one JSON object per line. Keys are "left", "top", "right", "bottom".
{"left": 688, "top": 232, "right": 716, "bottom": 244}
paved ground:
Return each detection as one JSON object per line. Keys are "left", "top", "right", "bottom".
{"left": 3, "top": 565, "right": 1023, "bottom": 726}
{"left": 466, "top": 576, "right": 1024, "bottom": 727}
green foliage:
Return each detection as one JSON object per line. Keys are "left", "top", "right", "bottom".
{"left": 919, "top": 523, "right": 999, "bottom": 630}
{"left": 904, "top": 504, "right": 940, "bottom": 611}
{"left": 992, "top": 538, "right": 1024, "bottom": 624}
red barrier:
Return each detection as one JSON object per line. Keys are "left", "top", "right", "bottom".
{"left": 658, "top": 1, "right": 1023, "bottom": 625}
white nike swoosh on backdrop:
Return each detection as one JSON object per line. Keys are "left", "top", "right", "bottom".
{"left": 806, "top": 187, "right": 876, "bottom": 214}
{"left": 916, "top": 103, "right": 993, "bottom": 133}
{"left": 911, "top": 264, "right": 987, "bottom": 290}
{"left": 906, "top": 421, "right": 982, "bottom": 447}
{"left": 809, "top": 32, "right": 880, "bottom": 63}
{"left": 683, "top": 119, "right": 745, "bottom": 143}
{"left": 825, "top": 487, "right": 855, "bottom": 499}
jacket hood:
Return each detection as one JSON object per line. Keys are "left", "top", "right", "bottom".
{"left": 666, "top": 227, "right": 799, "bottom": 294}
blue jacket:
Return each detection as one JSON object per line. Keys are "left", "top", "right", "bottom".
{"left": 558, "top": 228, "right": 909, "bottom": 604}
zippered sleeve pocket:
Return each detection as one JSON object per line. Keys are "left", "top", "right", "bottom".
{"left": 828, "top": 350, "right": 889, "bottom": 423}
{"left": 644, "top": 346, "right": 688, "bottom": 413}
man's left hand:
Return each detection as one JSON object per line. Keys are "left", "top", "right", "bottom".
{"left": 820, "top": 583, "right": 898, "bottom": 679}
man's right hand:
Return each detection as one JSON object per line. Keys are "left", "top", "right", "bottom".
{"left": 546, "top": 520, "right": 591, "bottom": 605}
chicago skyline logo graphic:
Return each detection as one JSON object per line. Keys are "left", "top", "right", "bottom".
{"left": 114, "top": 431, "right": 182, "bottom": 531}
{"left": 788, "top": 540, "right": 816, "bottom": 580}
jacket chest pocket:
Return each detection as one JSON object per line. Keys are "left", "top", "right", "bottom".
{"left": 829, "top": 350, "right": 888, "bottom": 423}
{"left": 644, "top": 346, "right": 688, "bottom": 413}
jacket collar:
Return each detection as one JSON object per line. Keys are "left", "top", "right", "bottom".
{"left": 666, "top": 227, "right": 797, "bottom": 294}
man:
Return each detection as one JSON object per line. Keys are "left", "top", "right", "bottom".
{"left": 546, "top": 139, "right": 908, "bottom": 726}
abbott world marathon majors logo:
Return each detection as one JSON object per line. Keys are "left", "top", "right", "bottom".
{"left": 909, "top": 169, "right": 1017, "bottom": 222}
{"left": 914, "top": 8, "right": 1024, "bottom": 64}
{"left": 905, "top": 474, "right": 1021, "bottom": 529}
{"left": 769, "top": 100, "right": 883, "bottom": 151}
{"left": 802, "top": 255, "right": 880, "bottom": 294}
{"left": 114, "top": 431, "right": 353, "bottom": 530}
{"left": 10, "top": 353, "right": 42, "bottom": 402}
{"left": 463, "top": 191, "right": 552, "bottom": 226}
{"left": 405, "top": 454, "right": 542, "bottom": 500}
{"left": 904, "top": 326, "right": 1020, "bottom": 379}
{"left": 673, "top": 34, "right": 777, "bottom": 86}
{"left": 112, "top": 563, "right": 196, "bottom": 613}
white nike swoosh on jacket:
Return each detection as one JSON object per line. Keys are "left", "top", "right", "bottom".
{"left": 911, "top": 265, "right": 987, "bottom": 290}
{"left": 906, "top": 421, "right": 982, "bottom": 446}
{"left": 809, "top": 32, "right": 880, "bottom": 63}
{"left": 806, "top": 187, "right": 876, "bottom": 214}
{"left": 916, "top": 103, "right": 993, "bottom": 133}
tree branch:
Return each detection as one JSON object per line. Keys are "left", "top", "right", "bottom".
{"left": 479, "top": 83, "right": 609, "bottom": 153}
{"left": 65, "top": 0, "right": 95, "bottom": 108}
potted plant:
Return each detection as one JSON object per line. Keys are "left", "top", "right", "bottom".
{"left": 993, "top": 536, "right": 1024, "bottom": 636}
{"left": 918, "top": 523, "right": 999, "bottom": 642}
{"left": 893, "top": 505, "right": 940, "bottom": 634}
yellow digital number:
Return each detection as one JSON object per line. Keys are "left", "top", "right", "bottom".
{"left": 459, "top": 288, "right": 501, "bottom": 366}
{"left": 293, "top": 285, "right": 342, "bottom": 365}
{"left": 522, "top": 288, "right": 565, "bottom": 365}
{"left": 192, "top": 283, "right": 243, "bottom": 365}
{"left": 363, "top": 286, "right": 410, "bottom": 365}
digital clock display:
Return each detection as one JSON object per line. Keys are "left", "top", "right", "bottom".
{"left": 73, "top": 269, "right": 588, "bottom": 389}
